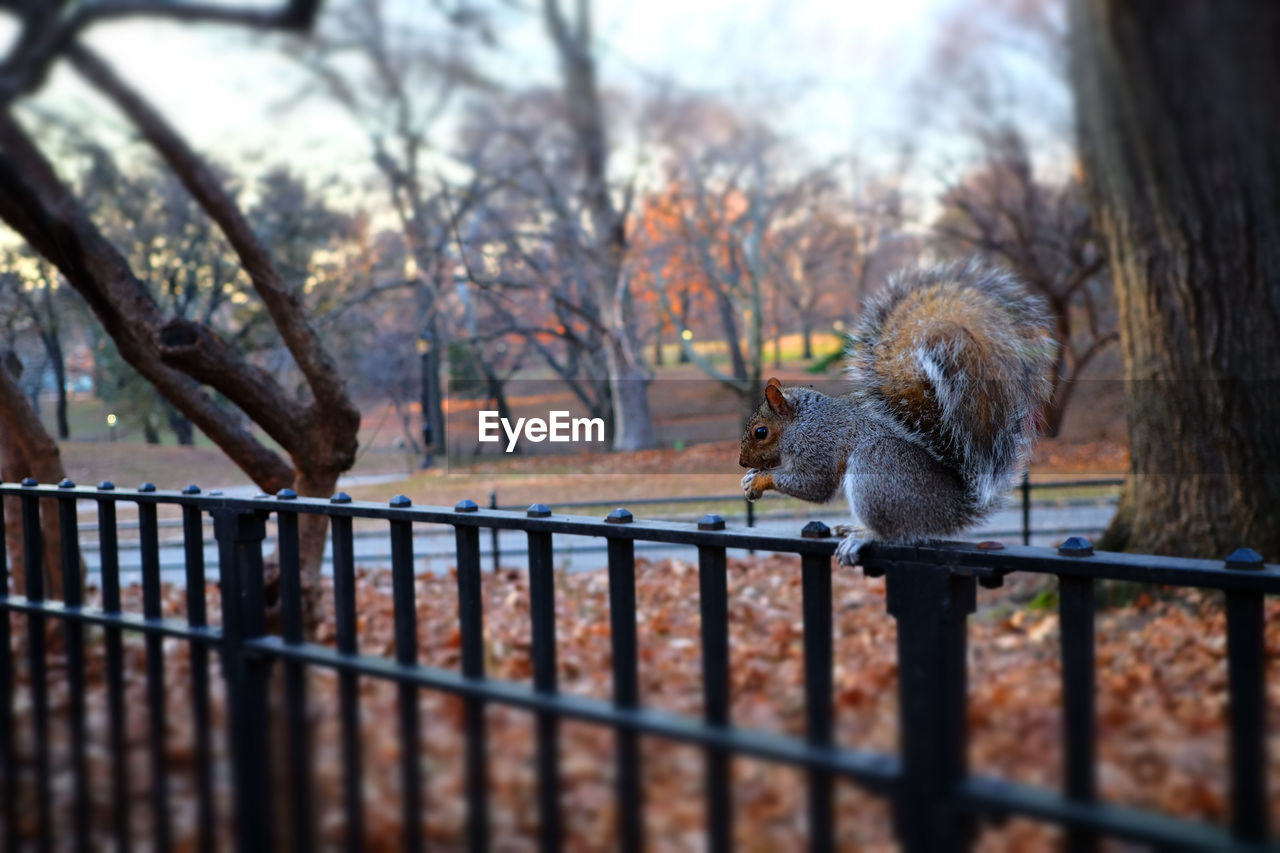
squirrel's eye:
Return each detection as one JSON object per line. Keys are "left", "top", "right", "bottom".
{"left": 753, "top": 425, "right": 769, "bottom": 440}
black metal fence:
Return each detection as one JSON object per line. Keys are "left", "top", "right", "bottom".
{"left": 0, "top": 479, "right": 1273, "bottom": 851}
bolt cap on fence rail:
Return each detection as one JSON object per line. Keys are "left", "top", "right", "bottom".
{"left": 801, "top": 520, "right": 831, "bottom": 538}
{"left": 605, "top": 508, "right": 633, "bottom": 524}
{"left": 331, "top": 492, "right": 352, "bottom": 504}
{"left": 277, "top": 488, "right": 297, "bottom": 500}
{"left": 1225, "top": 547, "right": 1264, "bottom": 571}
{"left": 389, "top": 495, "right": 412, "bottom": 508}
{"left": 58, "top": 478, "right": 75, "bottom": 489}
{"left": 1058, "top": 536, "right": 1094, "bottom": 557}
{"left": 455, "top": 499, "right": 478, "bottom": 513}
{"left": 182, "top": 484, "right": 201, "bottom": 495}
{"left": 527, "top": 503, "right": 551, "bottom": 518}
{"left": 97, "top": 481, "right": 115, "bottom": 491}
{"left": 20, "top": 477, "right": 36, "bottom": 487}
{"left": 698, "top": 514, "right": 725, "bottom": 531}
{"left": 138, "top": 482, "right": 156, "bottom": 493}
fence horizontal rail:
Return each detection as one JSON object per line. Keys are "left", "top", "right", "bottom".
{"left": 250, "top": 636, "right": 903, "bottom": 791}
{"left": 0, "top": 479, "right": 1272, "bottom": 851}
{"left": 12, "top": 482, "right": 1269, "bottom": 590}
{"left": 957, "top": 777, "right": 1254, "bottom": 850}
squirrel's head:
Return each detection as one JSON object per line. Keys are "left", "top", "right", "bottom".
{"left": 739, "top": 377, "right": 791, "bottom": 469}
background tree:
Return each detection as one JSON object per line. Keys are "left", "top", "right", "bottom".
{"left": 0, "top": 301, "right": 74, "bottom": 597}
{"left": 542, "top": 0, "right": 656, "bottom": 450}
{"left": 0, "top": 1, "right": 353, "bottom": 627}
{"left": 289, "top": 0, "right": 501, "bottom": 460}
{"left": 450, "top": 87, "right": 621, "bottom": 433}
{"left": 1070, "top": 0, "right": 1280, "bottom": 560}
{"left": 933, "top": 124, "right": 1115, "bottom": 435}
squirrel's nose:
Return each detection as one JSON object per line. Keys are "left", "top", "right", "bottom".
{"left": 738, "top": 454, "right": 750, "bottom": 468}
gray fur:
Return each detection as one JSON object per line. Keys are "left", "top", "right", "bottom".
{"left": 741, "top": 259, "right": 1055, "bottom": 563}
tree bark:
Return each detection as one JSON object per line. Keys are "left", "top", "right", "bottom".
{"left": 38, "top": 325, "right": 69, "bottom": 440}
{"left": 544, "top": 0, "right": 656, "bottom": 451}
{"left": 1070, "top": 0, "right": 1280, "bottom": 559}
{"left": 165, "top": 402, "right": 196, "bottom": 446}
{"left": 0, "top": 353, "right": 76, "bottom": 597}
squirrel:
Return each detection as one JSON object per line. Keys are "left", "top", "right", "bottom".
{"left": 739, "top": 259, "right": 1055, "bottom": 566}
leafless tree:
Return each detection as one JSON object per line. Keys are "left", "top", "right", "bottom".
{"left": 933, "top": 125, "right": 1115, "bottom": 435}
{"left": 0, "top": 0, "right": 354, "bottom": 628}
{"left": 541, "top": 0, "right": 656, "bottom": 450}
{"left": 287, "top": 0, "right": 502, "bottom": 460}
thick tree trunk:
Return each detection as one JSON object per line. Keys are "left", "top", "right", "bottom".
{"left": 606, "top": 330, "right": 655, "bottom": 451}
{"left": 0, "top": 355, "right": 76, "bottom": 597}
{"left": 715, "top": 288, "right": 749, "bottom": 382}
{"left": 40, "top": 329, "right": 69, "bottom": 440}
{"left": 420, "top": 312, "right": 446, "bottom": 459}
{"left": 1071, "top": 1, "right": 1280, "bottom": 559}
{"left": 166, "top": 403, "right": 195, "bottom": 446}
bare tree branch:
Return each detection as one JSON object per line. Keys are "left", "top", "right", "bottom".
{"left": 0, "top": 0, "right": 323, "bottom": 102}
{"left": 67, "top": 44, "right": 359, "bottom": 435}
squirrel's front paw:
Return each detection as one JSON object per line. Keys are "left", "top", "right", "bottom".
{"left": 741, "top": 469, "right": 772, "bottom": 502}
{"left": 835, "top": 534, "right": 868, "bottom": 568}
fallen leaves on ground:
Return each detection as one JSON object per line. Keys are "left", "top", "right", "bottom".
{"left": 1, "top": 555, "right": 1276, "bottom": 850}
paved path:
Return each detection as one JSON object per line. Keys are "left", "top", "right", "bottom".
{"left": 77, "top": 497, "right": 1117, "bottom": 586}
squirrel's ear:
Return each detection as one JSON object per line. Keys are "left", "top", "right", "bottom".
{"left": 766, "top": 377, "right": 782, "bottom": 389}
{"left": 764, "top": 382, "right": 791, "bottom": 416}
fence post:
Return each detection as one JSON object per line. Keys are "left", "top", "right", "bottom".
{"left": 489, "top": 491, "right": 501, "bottom": 572}
{"left": 1021, "top": 472, "right": 1031, "bottom": 546}
{"left": 885, "top": 561, "right": 977, "bottom": 853}
{"left": 214, "top": 508, "right": 273, "bottom": 853}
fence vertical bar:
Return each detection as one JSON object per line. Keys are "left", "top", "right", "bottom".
{"left": 698, "top": 538, "right": 732, "bottom": 853}
{"left": 489, "top": 491, "right": 501, "bottom": 571}
{"left": 527, "top": 526, "right": 562, "bottom": 851}
{"left": 885, "top": 561, "right": 976, "bottom": 853}
{"left": 1021, "top": 472, "right": 1031, "bottom": 546}
{"left": 332, "top": 512, "right": 365, "bottom": 852}
{"left": 21, "top": 490, "right": 51, "bottom": 852}
{"left": 97, "top": 491, "right": 130, "bottom": 851}
{"left": 214, "top": 509, "right": 272, "bottom": 853}
{"left": 1225, "top": 586, "right": 1266, "bottom": 842}
{"left": 0, "top": 495, "right": 14, "bottom": 853}
{"left": 606, "top": 532, "right": 643, "bottom": 853}
{"left": 138, "top": 498, "right": 172, "bottom": 850}
{"left": 57, "top": 491, "right": 90, "bottom": 852}
{"left": 181, "top": 500, "right": 215, "bottom": 853}
{"left": 800, "top": 551, "right": 834, "bottom": 851}
{"left": 276, "top": 507, "right": 313, "bottom": 852}
{"left": 389, "top": 513, "right": 422, "bottom": 853}
{"left": 455, "top": 514, "right": 489, "bottom": 852}
{"left": 1059, "top": 574, "right": 1097, "bottom": 852}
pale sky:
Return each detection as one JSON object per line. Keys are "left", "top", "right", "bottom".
{"left": 12, "top": 0, "right": 1062, "bottom": 205}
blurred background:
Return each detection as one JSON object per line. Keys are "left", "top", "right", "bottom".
{"left": 0, "top": 0, "right": 1122, "bottom": 499}
{"left": 3, "top": 4, "right": 1277, "bottom": 850}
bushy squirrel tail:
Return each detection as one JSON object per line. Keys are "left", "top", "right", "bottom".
{"left": 846, "top": 259, "right": 1056, "bottom": 508}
